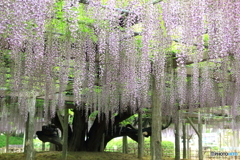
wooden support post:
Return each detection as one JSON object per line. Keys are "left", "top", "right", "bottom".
{"left": 237, "top": 130, "right": 239, "bottom": 148}
{"left": 219, "top": 131, "right": 221, "bottom": 149}
{"left": 189, "top": 149, "right": 191, "bottom": 159}
{"left": 198, "top": 116, "right": 203, "bottom": 160}
{"left": 232, "top": 130, "right": 234, "bottom": 150}
{"left": 186, "top": 115, "right": 203, "bottom": 160}
{"left": 150, "top": 75, "right": 162, "bottom": 160}
{"left": 26, "top": 96, "right": 36, "bottom": 160}
{"left": 50, "top": 143, "right": 56, "bottom": 151}
{"left": 122, "top": 136, "right": 128, "bottom": 153}
{"left": 187, "top": 138, "right": 190, "bottom": 159}
{"left": 42, "top": 142, "right": 45, "bottom": 151}
{"left": 5, "top": 133, "right": 10, "bottom": 153}
{"left": 187, "top": 115, "right": 203, "bottom": 160}
{"left": 100, "top": 133, "right": 105, "bottom": 152}
{"left": 186, "top": 125, "right": 192, "bottom": 159}
{"left": 62, "top": 107, "right": 69, "bottom": 160}
{"left": 24, "top": 114, "right": 29, "bottom": 154}
{"left": 138, "top": 111, "right": 144, "bottom": 159}
{"left": 182, "top": 122, "right": 186, "bottom": 159}
{"left": 175, "top": 109, "right": 180, "bottom": 160}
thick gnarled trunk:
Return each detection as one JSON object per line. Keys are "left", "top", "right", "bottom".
{"left": 39, "top": 107, "right": 172, "bottom": 152}
{"left": 68, "top": 110, "right": 88, "bottom": 151}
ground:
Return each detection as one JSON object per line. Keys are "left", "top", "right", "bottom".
{"left": 0, "top": 151, "right": 190, "bottom": 160}
{"left": 0, "top": 151, "right": 150, "bottom": 160}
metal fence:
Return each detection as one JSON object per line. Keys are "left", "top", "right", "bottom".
{"left": 105, "top": 148, "right": 174, "bottom": 157}
{"left": 105, "top": 148, "right": 240, "bottom": 160}
{"left": 0, "top": 145, "right": 24, "bottom": 153}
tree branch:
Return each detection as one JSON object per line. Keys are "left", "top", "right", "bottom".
{"left": 152, "top": 0, "right": 164, "bottom": 5}
{"left": 78, "top": 0, "right": 164, "bottom": 28}
{"left": 57, "top": 111, "right": 64, "bottom": 130}
{"left": 79, "top": 0, "right": 89, "bottom": 4}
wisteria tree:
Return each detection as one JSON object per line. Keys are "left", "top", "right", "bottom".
{"left": 0, "top": 0, "right": 240, "bottom": 160}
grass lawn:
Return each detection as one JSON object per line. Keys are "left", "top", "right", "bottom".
{"left": 0, "top": 151, "right": 152, "bottom": 160}
{"left": 0, "top": 151, "right": 192, "bottom": 159}
{"left": 0, "top": 151, "right": 191, "bottom": 160}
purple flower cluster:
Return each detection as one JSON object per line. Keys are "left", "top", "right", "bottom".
{"left": 1, "top": 0, "right": 240, "bottom": 132}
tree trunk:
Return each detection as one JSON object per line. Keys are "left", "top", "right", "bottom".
{"left": 86, "top": 113, "right": 106, "bottom": 151}
{"left": 182, "top": 122, "right": 186, "bottom": 159}
{"left": 68, "top": 109, "right": 88, "bottom": 151}
{"left": 48, "top": 106, "right": 171, "bottom": 152}
{"left": 67, "top": 108, "right": 134, "bottom": 152}
{"left": 151, "top": 75, "right": 162, "bottom": 160}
